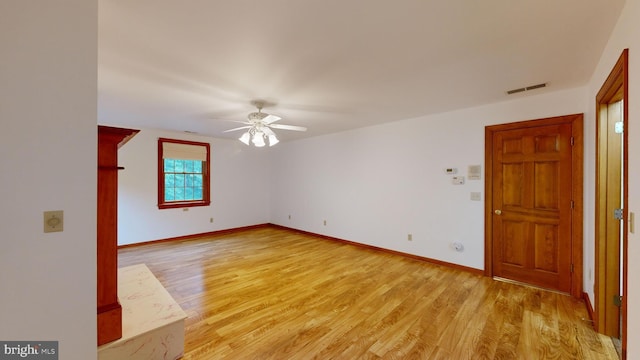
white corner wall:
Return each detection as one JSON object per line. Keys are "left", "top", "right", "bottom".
{"left": 586, "top": 0, "right": 640, "bottom": 356}
{"left": 116, "top": 127, "right": 271, "bottom": 245}
{"left": 270, "top": 87, "right": 587, "bottom": 270}
{"left": 0, "top": 1, "right": 98, "bottom": 359}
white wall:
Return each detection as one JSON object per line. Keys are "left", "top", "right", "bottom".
{"left": 586, "top": 0, "right": 640, "bottom": 356}
{"left": 270, "top": 87, "right": 587, "bottom": 270}
{"left": 0, "top": 1, "right": 97, "bottom": 359}
{"left": 116, "top": 127, "right": 271, "bottom": 245}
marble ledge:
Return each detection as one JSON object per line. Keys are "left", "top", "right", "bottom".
{"left": 98, "top": 264, "right": 187, "bottom": 360}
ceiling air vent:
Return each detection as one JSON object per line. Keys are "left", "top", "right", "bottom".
{"left": 506, "top": 82, "right": 547, "bottom": 95}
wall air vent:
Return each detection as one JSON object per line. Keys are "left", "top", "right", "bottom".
{"left": 506, "top": 82, "right": 547, "bottom": 95}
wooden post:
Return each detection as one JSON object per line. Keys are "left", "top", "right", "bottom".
{"left": 97, "top": 126, "right": 139, "bottom": 346}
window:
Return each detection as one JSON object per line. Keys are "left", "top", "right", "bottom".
{"left": 158, "top": 138, "right": 210, "bottom": 209}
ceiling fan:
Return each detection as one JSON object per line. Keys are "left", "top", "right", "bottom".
{"left": 223, "top": 101, "right": 307, "bottom": 147}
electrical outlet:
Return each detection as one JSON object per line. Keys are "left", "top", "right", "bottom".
{"left": 323, "top": 220, "right": 327, "bottom": 226}
{"left": 408, "top": 234, "right": 412, "bottom": 241}
{"left": 44, "top": 210, "right": 64, "bottom": 233}
{"left": 288, "top": 214, "right": 291, "bottom": 220}
{"left": 209, "top": 217, "right": 214, "bottom": 223}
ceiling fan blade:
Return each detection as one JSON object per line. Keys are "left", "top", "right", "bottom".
{"left": 262, "top": 114, "right": 281, "bottom": 124}
{"left": 270, "top": 124, "right": 307, "bottom": 132}
{"left": 223, "top": 126, "right": 252, "bottom": 133}
{"left": 262, "top": 127, "right": 276, "bottom": 136}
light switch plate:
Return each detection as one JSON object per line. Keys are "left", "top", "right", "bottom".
{"left": 468, "top": 165, "right": 482, "bottom": 180}
{"left": 44, "top": 210, "right": 63, "bottom": 233}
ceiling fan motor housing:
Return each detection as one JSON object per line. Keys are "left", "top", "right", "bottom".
{"left": 248, "top": 111, "right": 268, "bottom": 122}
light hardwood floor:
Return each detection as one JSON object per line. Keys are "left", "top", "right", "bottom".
{"left": 118, "top": 226, "right": 618, "bottom": 359}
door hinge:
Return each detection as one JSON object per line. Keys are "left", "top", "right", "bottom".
{"left": 615, "top": 121, "right": 624, "bottom": 134}
{"left": 614, "top": 295, "right": 623, "bottom": 307}
{"left": 570, "top": 136, "right": 575, "bottom": 146}
{"left": 614, "top": 208, "right": 624, "bottom": 220}
{"left": 570, "top": 264, "right": 574, "bottom": 273}
{"left": 570, "top": 200, "right": 575, "bottom": 209}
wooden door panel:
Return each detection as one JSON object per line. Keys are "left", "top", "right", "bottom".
{"left": 503, "top": 137, "right": 524, "bottom": 154}
{"left": 533, "top": 161, "right": 559, "bottom": 209}
{"left": 502, "top": 164, "right": 524, "bottom": 206}
{"left": 534, "top": 134, "right": 560, "bottom": 153}
{"left": 501, "top": 220, "right": 527, "bottom": 266}
{"left": 492, "top": 122, "right": 573, "bottom": 292}
{"left": 533, "top": 223, "right": 559, "bottom": 273}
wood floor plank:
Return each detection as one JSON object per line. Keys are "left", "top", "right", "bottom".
{"left": 118, "top": 226, "right": 619, "bottom": 359}
{"left": 432, "top": 274, "right": 493, "bottom": 353}
{"left": 447, "top": 280, "right": 504, "bottom": 359}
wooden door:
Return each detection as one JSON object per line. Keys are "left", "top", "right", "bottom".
{"left": 597, "top": 100, "right": 623, "bottom": 338}
{"left": 595, "top": 49, "right": 628, "bottom": 350}
{"left": 489, "top": 118, "right": 574, "bottom": 293}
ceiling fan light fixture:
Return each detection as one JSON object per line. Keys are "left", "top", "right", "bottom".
{"left": 239, "top": 132, "right": 251, "bottom": 145}
{"left": 252, "top": 132, "right": 266, "bottom": 147}
{"left": 268, "top": 134, "right": 279, "bottom": 146}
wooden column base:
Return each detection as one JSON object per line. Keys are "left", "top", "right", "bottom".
{"left": 97, "top": 303, "right": 122, "bottom": 346}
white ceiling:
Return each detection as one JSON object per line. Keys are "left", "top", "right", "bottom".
{"left": 98, "top": 0, "right": 625, "bottom": 142}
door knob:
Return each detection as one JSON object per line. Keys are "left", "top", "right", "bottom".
{"left": 494, "top": 209, "right": 502, "bottom": 215}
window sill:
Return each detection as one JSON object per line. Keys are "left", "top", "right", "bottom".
{"left": 158, "top": 200, "right": 211, "bottom": 210}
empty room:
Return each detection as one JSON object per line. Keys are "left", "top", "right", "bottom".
{"left": 2, "top": 0, "right": 640, "bottom": 359}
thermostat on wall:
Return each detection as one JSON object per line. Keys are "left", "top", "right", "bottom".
{"left": 444, "top": 168, "right": 458, "bottom": 174}
{"left": 452, "top": 176, "right": 465, "bottom": 185}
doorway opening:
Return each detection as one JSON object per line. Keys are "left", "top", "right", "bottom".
{"left": 595, "top": 48, "right": 628, "bottom": 359}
